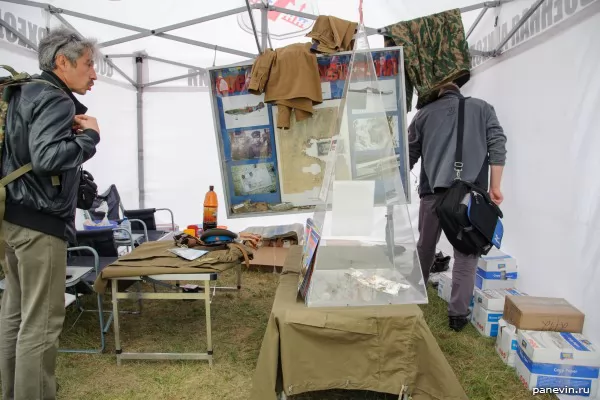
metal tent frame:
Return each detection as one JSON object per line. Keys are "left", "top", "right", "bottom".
{"left": 1, "top": 0, "right": 541, "bottom": 207}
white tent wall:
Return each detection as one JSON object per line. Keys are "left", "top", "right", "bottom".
{"left": 461, "top": 0, "right": 600, "bottom": 352}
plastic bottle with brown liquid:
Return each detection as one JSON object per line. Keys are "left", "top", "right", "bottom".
{"left": 203, "top": 186, "right": 218, "bottom": 231}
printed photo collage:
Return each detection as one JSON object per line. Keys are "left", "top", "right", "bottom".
{"left": 209, "top": 47, "right": 410, "bottom": 216}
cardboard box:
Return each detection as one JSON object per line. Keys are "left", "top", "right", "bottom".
{"left": 471, "top": 303, "right": 503, "bottom": 337}
{"left": 478, "top": 250, "right": 517, "bottom": 272}
{"left": 437, "top": 271, "right": 452, "bottom": 302}
{"left": 475, "top": 251, "right": 518, "bottom": 290}
{"left": 475, "top": 268, "right": 518, "bottom": 290}
{"left": 474, "top": 288, "right": 528, "bottom": 312}
{"left": 515, "top": 330, "right": 600, "bottom": 397}
{"left": 496, "top": 318, "right": 518, "bottom": 366}
{"left": 503, "top": 296, "right": 585, "bottom": 333}
{"left": 249, "top": 247, "right": 289, "bottom": 271}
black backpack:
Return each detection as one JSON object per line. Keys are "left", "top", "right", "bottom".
{"left": 434, "top": 97, "right": 504, "bottom": 256}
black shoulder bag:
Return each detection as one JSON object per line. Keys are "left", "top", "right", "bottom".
{"left": 434, "top": 97, "right": 504, "bottom": 256}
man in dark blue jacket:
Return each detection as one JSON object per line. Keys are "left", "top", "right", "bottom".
{"left": 0, "top": 27, "right": 100, "bottom": 399}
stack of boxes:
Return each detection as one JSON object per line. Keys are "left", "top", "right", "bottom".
{"left": 434, "top": 250, "right": 600, "bottom": 395}
{"left": 502, "top": 296, "right": 600, "bottom": 396}
{"left": 470, "top": 250, "right": 522, "bottom": 338}
{"left": 472, "top": 287, "right": 527, "bottom": 338}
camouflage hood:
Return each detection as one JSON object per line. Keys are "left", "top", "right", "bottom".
{"left": 384, "top": 8, "right": 471, "bottom": 111}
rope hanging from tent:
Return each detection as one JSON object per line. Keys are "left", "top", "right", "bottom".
{"left": 358, "top": 0, "right": 364, "bottom": 24}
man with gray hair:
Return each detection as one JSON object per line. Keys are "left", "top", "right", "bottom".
{"left": 0, "top": 27, "right": 100, "bottom": 399}
{"left": 409, "top": 82, "right": 506, "bottom": 332}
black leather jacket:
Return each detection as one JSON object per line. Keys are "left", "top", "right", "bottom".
{"left": 1, "top": 71, "right": 100, "bottom": 242}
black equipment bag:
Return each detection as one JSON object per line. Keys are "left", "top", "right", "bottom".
{"left": 77, "top": 168, "right": 98, "bottom": 210}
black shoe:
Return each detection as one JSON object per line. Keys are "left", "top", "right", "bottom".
{"left": 449, "top": 315, "right": 470, "bottom": 332}
{"left": 431, "top": 252, "right": 450, "bottom": 273}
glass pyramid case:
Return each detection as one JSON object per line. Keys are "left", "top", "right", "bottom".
{"left": 300, "top": 24, "right": 428, "bottom": 307}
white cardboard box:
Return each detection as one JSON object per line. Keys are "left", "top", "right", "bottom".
{"left": 475, "top": 268, "right": 518, "bottom": 290}
{"left": 475, "top": 250, "right": 519, "bottom": 290}
{"left": 471, "top": 302, "right": 503, "bottom": 337}
{"left": 496, "top": 318, "right": 518, "bottom": 366}
{"left": 478, "top": 249, "right": 517, "bottom": 272}
{"left": 515, "top": 330, "right": 600, "bottom": 397}
{"left": 437, "top": 271, "right": 452, "bottom": 302}
{"left": 474, "top": 288, "right": 528, "bottom": 312}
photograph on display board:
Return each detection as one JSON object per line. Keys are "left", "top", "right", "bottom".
{"left": 352, "top": 115, "right": 399, "bottom": 150}
{"left": 213, "top": 67, "right": 251, "bottom": 97}
{"left": 274, "top": 103, "right": 339, "bottom": 206}
{"left": 317, "top": 53, "right": 351, "bottom": 100}
{"left": 228, "top": 128, "right": 272, "bottom": 161}
{"left": 221, "top": 94, "right": 269, "bottom": 130}
{"left": 350, "top": 79, "right": 398, "bottom": 114}
{"left": 230, "top": 162, "right": 278, "bottom": 196}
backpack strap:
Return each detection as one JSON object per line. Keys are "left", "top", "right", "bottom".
{"left": 0, "top": 163, "right": 32, "bottom": 188}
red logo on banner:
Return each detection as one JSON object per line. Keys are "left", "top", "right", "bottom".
{"left": 237, "top": 0, "right": 318, "bottom": 40}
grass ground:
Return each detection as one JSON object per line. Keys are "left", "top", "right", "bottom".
{"left": 1, "top": 268, "right": 551, "bottom": 400}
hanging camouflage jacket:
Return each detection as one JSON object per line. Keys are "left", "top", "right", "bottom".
{"left": 384, "top": 9, "right": 471, "bottom": 111}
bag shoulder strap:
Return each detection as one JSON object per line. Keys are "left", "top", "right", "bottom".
{"left": 454, "top": 96, "right": 470, "bottom": 180}
{"left": 0, "top": 163, "right": 32, "bottom": 188}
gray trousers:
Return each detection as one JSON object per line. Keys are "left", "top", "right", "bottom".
{"left": 0, "top": 221, "right": 67, "bottom": 400}
{"left": 417, "top": 194, "right": 478, "bottom": 317}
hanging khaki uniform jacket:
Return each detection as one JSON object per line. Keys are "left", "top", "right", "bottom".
{"left": 306, "top": 15, "right": 357, "bottom": 54}
{"left": 248, "top": 43, "right": 322, "bottom": 129}
{"left": 383, "top": 9, "right": 471, "bottom": 111}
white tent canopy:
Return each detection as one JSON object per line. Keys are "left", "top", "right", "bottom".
{"left": 1, "top": 0, "right": 599, "bottom": 371}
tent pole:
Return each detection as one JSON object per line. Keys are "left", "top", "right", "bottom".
{"left": 376, "top": 0, "right": 513, "bottom": 35}
{"left": 156, "top": 33, "right": 256, "bottom": 58}
{"left": 0, "top": 19, "right": 38, "bottom": 50}
{"left": 142, "top": 71, "right": 205, "bottom": 87}
{"left": 135, "top": 56, "right": 145, "bottom": 209}
{"left": 466, "top": 6, "right": 489, "bottom": 39}
{"left": 260, "top": 7, "right": 269, "bottom": 51}
{"left": 245, "top": 0, "right": 263, "bottom": 54}
{"left": 99, "top": 6, "right": 252, "bottom": 48}
{"left": 0, "top": 0, "right": 46, "bottom": 8}
{"left": 144, "top": 56, "right": 207, "bottom": 72}
{"left": 493, "top": 0, "right": 545, "bottom": 55}
{"left": 104, "top": 54, "right": 137, "bottom": 59}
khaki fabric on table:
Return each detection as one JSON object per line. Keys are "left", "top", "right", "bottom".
{"left": 250, "top": 246, "right": 467, "bottom": 400}
{"left": 92, "top": 241, "right": 252, "bottom": 292}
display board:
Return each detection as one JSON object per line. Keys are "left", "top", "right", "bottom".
{"left": 208, "top": 46, "right": 409, "bottom": 218}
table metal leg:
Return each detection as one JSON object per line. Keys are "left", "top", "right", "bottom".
{"left": 204, "top": 280, "right": 213, "bottom": 367}
{"left": 236, "top": 264, "right": 242, "bottom": 290}
{"left": 111, "top": 281, "right": 122, "bottom": 366}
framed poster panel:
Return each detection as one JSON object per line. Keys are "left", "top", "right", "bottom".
{"left": 208, "top": 46, "right": 410, "bottom": 218}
